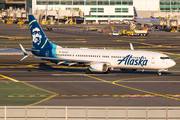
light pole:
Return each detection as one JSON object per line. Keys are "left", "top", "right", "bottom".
{"left": 45, "top": 0, "right": 48, "bottom": 24}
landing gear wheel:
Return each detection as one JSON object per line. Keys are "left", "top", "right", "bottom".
{"left": 85, "top": 68, "right": 92, "bottom": 74}
{"left": 103, "top": 69, "right": 110, "bottom": 74}
{"left": 158, "top": 72, "right": 161, "bottom": 76}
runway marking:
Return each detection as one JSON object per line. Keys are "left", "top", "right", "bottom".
{"left": 23, "top": 82, "right": 58, "bottom": 106}
{"left": 66, "top": 72, "right": 180, "bottom": 102}
{"left": 0, "top": 74, "right": 58, "bottom": 106}
{"left": 54, "top": 94, "right": 180, "bottom": 98}
{"left": 75, "top": 39, "right": 85, "bottom": 40}
{"left": 114, "top": 76, "right": 169, "bottom": 82}
{"left": 19, "top": 81, "right": 180, "bottom": 83}
{"left": 7, "top": 95, "right": 51, "bottom": 97}
{"left": 137, "top": 39, "right": 145, "bottom": 41}
{"left": 173, "top": 57, "right": 180, "bottom": 61}
{"left": 0, "top": 74, "right": 19, "bottom": 82}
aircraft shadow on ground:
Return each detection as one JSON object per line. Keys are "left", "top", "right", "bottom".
{"left": 36, "top": 63, "right": 172, "bottom": 75}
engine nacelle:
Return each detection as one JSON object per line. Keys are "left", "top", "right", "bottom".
{"left": 89, "top": 63, "right": 108, "bottom": 72}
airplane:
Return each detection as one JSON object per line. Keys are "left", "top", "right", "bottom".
{"left": 19, "top": 15, "right": 176, "bottom": 75}
{"left": 133, "top": 7, "right": 160, "bottom": 27}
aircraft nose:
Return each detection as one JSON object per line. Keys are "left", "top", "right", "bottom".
{"left": 169, "top": 60, "right": 176, "bottom": 68}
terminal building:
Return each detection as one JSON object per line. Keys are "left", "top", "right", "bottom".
{"left": 0, "top": 0, "right": 25, "bottom": 9}
{"left": 27, "top": 0, "right": 180, "bottom": 23}
{"left": 1, "top": 0, "right": 180, "bottom": 23}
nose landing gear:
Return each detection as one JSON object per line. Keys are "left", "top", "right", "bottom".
{"left": 158, "top": 72, "right": 162, "bottom": 76}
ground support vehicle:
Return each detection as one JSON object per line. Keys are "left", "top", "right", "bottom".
{"left": 170, "top": 28, "right": 179, "bottom": 33}
{"left": 126, "top": 30, "right": 148, "bottom": 36}
{"left": 109, "top": 32, "right": 122, "bottom": 36}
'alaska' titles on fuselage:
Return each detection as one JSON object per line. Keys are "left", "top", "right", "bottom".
{"left": 118, "top": 54, "right": 148, "bottom": 67}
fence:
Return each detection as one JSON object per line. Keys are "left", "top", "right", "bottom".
{"left": 0, "top": 106, "right": 180, "bottom": 120}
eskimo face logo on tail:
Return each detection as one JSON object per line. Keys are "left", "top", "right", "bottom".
{"left": 32, "top": 27, "right": 42, "bottom": 45}
{"left": 118, "top": 54, "right": 148, "bottom": 67}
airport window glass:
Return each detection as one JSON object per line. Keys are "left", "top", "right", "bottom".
{"left": 73, "top": 1, "right": 79, "bottom": 5}
{"left": 80, "top": 1, "right": 84, "bottom": 5}
{"left": 171, "top": 5, "right": 178, "bottom": 8}
{"left": 122, "top": 8, "right": 128, "bottom": 13}
{"left": 90, "top": 8, "right": 97, "bottom": 12}
{"left": 48, "top": 1, "right": 53, "bottom": 5}
{"left": 110, "top": 0, "right": 115, "bottom": 5}
{"left": 129, "top": 1, "right": 133, "bottom": 5}
{"left": 171, "top": 1, "right": 178, "bottom": 5}
{"left": 72, "top": 0, "right": 84, "bottom": 5}
{"left": 98, "top": 8, "right": 104, "bottom": 13}
{"left": 66, "top": 8, "right": 79, "bottom": 11}
{"left": 166, "top": 1, "right": 170, "bottom": 5}
{"left": 97, "top": 0, "right": 109, "bottom": 5}
{"left": 98, "top": 1, "right": 103, "bottom": 5}
{"left": 110, "top": 15, "right": 115, "bottom": 17}
{"left": 61, "top": 1, "right": 72, "bottom": 5}
{"left": 122, "top": 15, "right": 128, "bottom": 18}
{"left": 116, "top": 1, "right": 121, "bottom": 5}
{"left": 91, "top": 15, "right": 97, "bottom": 17}
{"left": 91, "top": 1, "right": 97, "bottom": 5}
{"left": 84, "top": 15, "right": 90, "bottom": 17}
{"left": 160, "top": 2, "right": 164, "bottom": 5}
{"left": 115, "top": 8, "right": 121, "bottom": 13}
{"left": 36, "top": 1, "right": 47, "bottom": 5}
{"left": 122, "top": 0, "right": 128, "bottom": 5}
{"left": 160, "top": 8, "right": 170, "bottom": 10}
{"left": 128, "top": 15, "right": 133, "bottom": 18}
{"left": 61, "top": 1, "right": 65, "bottom": 5}
{"left": 90, "top": 8, "right": 104, "bottom": 13}
{"left": 104, "top": 1, "right": 109, "bottom": 5}
{"left": 85, "top": 0, "right": 96, "bottom": 5}
{"left": 116, "top": 15, "right": 122, "bottom": 18}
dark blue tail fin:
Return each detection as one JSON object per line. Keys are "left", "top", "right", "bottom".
{"left": 28, "top": 15, "right": 56, "bottom": 49}
{"left": 133, "top": 7, "right": 138, "bottom": 18}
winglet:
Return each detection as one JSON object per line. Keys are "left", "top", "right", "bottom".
{"left": 130, "top": 43, "right": 134, "bottom": 50}
{"left": 19, "top": 44, "right": 29, "bottom": 61}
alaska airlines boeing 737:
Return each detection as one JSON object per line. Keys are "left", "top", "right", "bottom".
{"left": 20, "top": 15, "right": 176, "bottom": 75}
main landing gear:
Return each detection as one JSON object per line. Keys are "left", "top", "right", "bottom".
{"left": 85, "top": 68, "right": 111, "bottom": 74}
{"left": 103, "top": 68, "right": 110, "bottom": 74}
{"left": 85, "top": 68, "right": 92, "bottom": 74}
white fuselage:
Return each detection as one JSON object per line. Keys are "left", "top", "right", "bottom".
{"left": 133, "top": 18, "right": 160, "bottom": 26}
{"left": 52, "top": 47, "right": 175, "bottom": 70}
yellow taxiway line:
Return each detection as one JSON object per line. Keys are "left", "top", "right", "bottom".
{"left": 0, "top": 74, "right": 58, "bottom": 106}
{"left": 67, "top": 72, "right": 180, "bottom": 102}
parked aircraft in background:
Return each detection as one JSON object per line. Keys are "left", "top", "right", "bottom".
{"left": 19, "top": 15, "right": 176, "bottom": 75}
{"left": 133, "top": 7, "right": 160, "bottom": 27}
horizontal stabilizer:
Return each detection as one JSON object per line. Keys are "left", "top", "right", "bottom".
{"left": 25, "top": 48, "right": 40, "bottom": 52}
{"left": 20, "top": 55, "right": 29, "bottom": 61}
{"left": 19, "top": 44, "right": 29, "bottom": 61}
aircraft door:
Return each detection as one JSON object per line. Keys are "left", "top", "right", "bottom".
{"left": 151, "top": 56, "right": 155, "bottom": 64}
{"left": 46, "top": 51, "right": 49, "bottom": 57}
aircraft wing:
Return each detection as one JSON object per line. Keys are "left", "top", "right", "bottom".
{"left": 35, "top": 56, "right": 108, "bottom": 65}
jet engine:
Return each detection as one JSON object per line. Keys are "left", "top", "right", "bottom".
{"left": 89, "top": 63, "right": 108, "bottom": 72}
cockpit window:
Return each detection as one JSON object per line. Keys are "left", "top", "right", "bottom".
{"left": 160, "top": 57, "right": 170, "bottom": 59}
